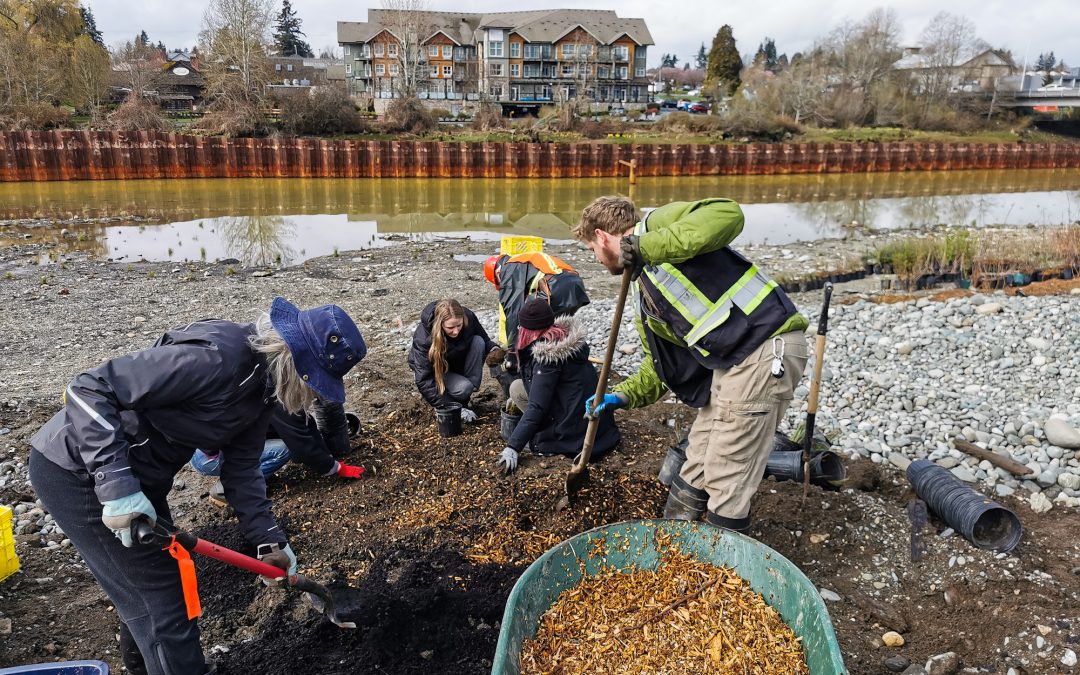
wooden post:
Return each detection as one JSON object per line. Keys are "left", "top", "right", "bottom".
{"left": 618, "top": 158, "right": 637, "bottom": 185}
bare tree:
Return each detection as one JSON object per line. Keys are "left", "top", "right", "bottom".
{"left": 776, "top": 54, "right": 830, "bottom": 125}
{"left": 69, "top": 34, "right": 111, "bottom": 116}
{"left": 918, "top": 12, "right": 987, "bottom": 104}
{"left": 377, "top": 0, "right": 434, "bottom": 99}
{"left": 199, "top": 0, "right": 274, "bottom": 105}
{"left": 820, "top": 8, "right": 902, "bottom": 125}
{"left": 111, "top": 38, "right": 164, "bottom": 100}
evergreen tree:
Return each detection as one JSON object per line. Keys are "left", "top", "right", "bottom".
{"left": 777, "top": 53, "right": 789, "bottom": 70}
{"left": 138, "top": 30, "right": 149, "bottom": 46}
{"left": 661, "top": 53, "right": 678, "bottom": 68}
{"left": 79, "top": 5, "right": 103, "bottom": 46}
{"left": 763, "top": 38, "right": 777, "bottom": 71}
{"left": 705, "top": 24, "right": 741, "bottom": 96}
{"left": 273, "top": 0, "right": 313, "bottom": 58}
{"left": 683, "top": 62, "right": 690, "bottom": 70}
{"left": 695, "top": 43, "right": 707, "bottom": 69}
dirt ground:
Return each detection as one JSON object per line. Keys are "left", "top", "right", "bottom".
{"left": 0, "top": 239, "right": 1078, "bottom": 674}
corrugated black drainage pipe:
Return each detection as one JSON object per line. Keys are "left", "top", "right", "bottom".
{"left": 906, "top": 459, "right": 1022, "bottom": 552}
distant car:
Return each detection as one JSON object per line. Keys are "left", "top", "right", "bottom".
{"left": 659, "top": 98, "right": 677, "bottom": 109}
{"left": 687, "top": 89, "right": 701, "bottom": 97}
{"left": 676, "top": 99, "right": 689, "bottom": 111}
{"left": 1037, "top": 83, "right": 1067, "bottom": 92}
{"left": 609, "top": 106, "right": 626, "bottom": 116}
{"left": 688, "top": 102, "right": 710, "bottom": 114}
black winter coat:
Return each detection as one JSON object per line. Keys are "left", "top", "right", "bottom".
{"left": 408, "top": 302, "right": 496, "bottom": 406}
{"left": 31, "top": 320, "right": 286, "bottom": 547}
{"left": 509, "top": 316, "right": 620, "bottom": 457}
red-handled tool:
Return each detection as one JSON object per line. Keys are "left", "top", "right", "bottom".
{"left": 134, "top": 519, "right": 359, "bottom": 628}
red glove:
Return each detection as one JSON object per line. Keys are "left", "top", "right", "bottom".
{"left": 335, "top": 462, "right": 364, "bottom": 479}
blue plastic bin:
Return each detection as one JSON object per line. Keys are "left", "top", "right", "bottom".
{"left": 0, "top": 661, "right": 109, "bottom": 675}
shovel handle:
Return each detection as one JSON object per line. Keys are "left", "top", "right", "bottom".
{"left": 575, "top": 268, "right": 634, "bottom": 472}
{"left": 185, "top": 535, "right": 291, "bottom": 580}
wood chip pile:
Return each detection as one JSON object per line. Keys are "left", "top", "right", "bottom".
{"left": 520, "top": 550, "right": 809, "bottom": 674}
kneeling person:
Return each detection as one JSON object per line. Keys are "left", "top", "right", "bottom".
{"left": 497, "top": 299, "right": 620, "bottom": 473}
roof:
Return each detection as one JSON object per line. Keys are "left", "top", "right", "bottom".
{"left": 337, "top": 8, "right": 652, "bottom": 47}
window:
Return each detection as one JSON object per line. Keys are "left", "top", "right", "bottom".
{"left": 561, "top": 63, "right": 574, "bottom": 77}
{"left": 443, "top": 65, "right": 452, "bottom": 77}
{"left": 374, "top": 43, "right": 384, "bottom": 57}
{"left": 443, "top": 45, "right": 452, "bottom": 59}
{"left": 362, "top": 45, "right": 371, "bottom": 58}
{"left": 489, "top": 41, "right": 504, "bottom": 57}
{"left": 454, "top": 46, "right": 466, "bottom": 60}
{"left": 489, "top": 63, "right": 503, "bottom": 76}
{"left": 429, "top": 45, "right": 439, "bottom": 57}
{"left": 617, "top": 66, "right": 628, "bottom": 79}
{"left": 510, "top": 64, "right": 520, "bottom": 77}
{"left": 375, "top": 63, "right": 385, "bottom": 76}
{"left": 578, "top": 44, "right": 593, "bottom": 58}
{"left": 430, "top": 65, "right": 439, "bottom": 77}
{"left": 287, "top": 64, "right": 293, "bottom": 72}
{"left": 510, "top": 42, "right": 520, "bottom": 58}
{"left": 389, "top": 63, "right": 399, "bottom": 75}
{"left": 561, "top": 43, "right": 574, "bottom": 57}
{"left": 523, "top": 44, "right": 541, "bottom": 59}
{"left": 490, "top": 85, "right": 503, "bottom": 97}
{"left": 388, "top": 43, "right": 398, "bottom": 57}
{"left": 613, "top": 45, "right": 629, "bottom": 61}
{"left": 346, "top": 63, "right": 352, "bottom": 75}
{"left": 598, "top": 66, "right": 610, "bottom": 78}
{"left": 275, "top": 64, "right": 281, "bottom": 71}
{"left": 598, "top": 46, "right": 610, "bottom": 61}
{"left": 344, "top": 45, "right": 351, "bottom": 55}
{"left": 524, "top": 64, "right": 540, "bottom": 77}
{"left": 635, "top": 66, "right": 646, "bottom": 78}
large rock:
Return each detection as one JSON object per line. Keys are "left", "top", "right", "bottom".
{"left": 1030, "top": 491, "right": 1053, "bottom": 514}
{"left": 975, "top": 302, "right": 1002, "bottom": 316}
{"left": 925, "top": 652, "right": 959, "bottom": 675}
{"left": 1044, "top": 417, "right": 1080, "bottom": 449}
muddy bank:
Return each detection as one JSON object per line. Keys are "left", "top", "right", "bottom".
{"left": 0, "top": 239, "right": 1078, "bottom": 674}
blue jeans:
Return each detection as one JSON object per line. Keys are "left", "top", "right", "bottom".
{"left": 190, "top": 439, "right": 291, "bottom": 478}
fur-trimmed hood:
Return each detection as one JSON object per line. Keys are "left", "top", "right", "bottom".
{"left": 530, "top": 315, "right": 588, "bottom": 365}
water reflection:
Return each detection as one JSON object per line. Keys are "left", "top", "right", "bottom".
{"left": 0, "top": 170, "right": 1077, "bottom": 264}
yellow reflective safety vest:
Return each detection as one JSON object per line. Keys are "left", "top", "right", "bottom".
{"left": 634, "top": 216, "right": 797, "bottom": 406}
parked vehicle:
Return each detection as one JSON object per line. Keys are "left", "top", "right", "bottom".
{"left": 609, "top": 106, "right": 626, "bottom": 116}
{"left": 676, "top": 100, "right": 689, "bottom": 111}
{"left": 689, "top": 102, "right": 710, "bottom": 114}
{"left": 1037, "top": 83, "right": 1068, "bottom": 92}
{"left": 659, "top": 99, "right": 677, "bottom": 109}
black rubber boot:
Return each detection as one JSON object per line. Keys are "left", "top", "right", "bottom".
{"left": 705, "top": 510, "right": 751, "bottom": 534}
{"left": 657, "top": 438, "right": 688, "bottom": 487}
{"left": 662, "top": 475, "right": 708, "bottom": 521}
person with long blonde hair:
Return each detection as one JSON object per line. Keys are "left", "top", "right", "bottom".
{"left": 408, "top": 298, "right": 499, "bottom": 422}
{"left": 28, "top": 297, "right": 366, "bottom": 675}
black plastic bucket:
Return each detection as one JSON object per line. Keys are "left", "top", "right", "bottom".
{"left": 435, "top": 403, "right": 463, "bottom": 438}
{"left": 906, "top": 459, "right": 1022, "bottom": 552}
{"left": 345, "top": 411, "right": 361, "bottom": 438}
{"left": 764, "top": 450, "right": 847, "bottom": 488}
{"left": 658, "top": 439, "right": 689, "bottom": 487}
{"left": 500, "top": 410, "right": 522, "bottom": 442}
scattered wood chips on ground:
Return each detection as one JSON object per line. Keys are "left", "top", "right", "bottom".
{"left": 521, "top": 550, "right": 809, "bottom": 674}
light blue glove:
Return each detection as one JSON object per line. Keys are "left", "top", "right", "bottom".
{"left": 496, "top": 447, "right": 519, "bottom": 474}
{"left": 585, "top": 392, "right": 628, "bottom": 418}
{"left": 257, "top": 542, "right": 298, "bottom": 587}
{"left": 101, "top": 491, "right": 157, "bottom": 547}
{"left": 460, "top": 408, "right": 478, "bottom": 424}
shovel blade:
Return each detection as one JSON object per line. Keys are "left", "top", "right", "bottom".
{"left": 295, "top": 576, "right": 359, "bottom": 629}
{"left": 558, "top": 463, "right": 590, "bottom": 512}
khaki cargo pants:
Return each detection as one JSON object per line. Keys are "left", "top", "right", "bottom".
{"left": 678, "top": 330, "right": 808, "bottom": 520}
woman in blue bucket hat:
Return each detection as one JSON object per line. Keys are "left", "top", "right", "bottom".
{"left": 28, "top": 297, "right": 364, "bottom": 675}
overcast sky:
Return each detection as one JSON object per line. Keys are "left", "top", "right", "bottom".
{"left": 86, "top": 0, "right": 1078, "bottom": 69}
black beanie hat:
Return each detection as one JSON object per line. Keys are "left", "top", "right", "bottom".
{"left": 519, "top": 298, "right": 555, "bottom": 330}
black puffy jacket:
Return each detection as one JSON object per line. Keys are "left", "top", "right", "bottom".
{"left": 407, "top": 301, "right": 496, "bottom": 406}
{"left": 509, "top": 316, "right": 620, "bottom": 457}
{"left": 31, "top": 320, "right": 286, "bottom": 547}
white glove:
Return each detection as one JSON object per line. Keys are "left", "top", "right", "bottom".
{"left": 496, "top": 447, "right": 519, "bottom": 474}
{"left": 460, "top": 408, "right": 478, "bottom": 424}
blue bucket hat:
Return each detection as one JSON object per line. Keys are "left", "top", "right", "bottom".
{"left": 269, "top": 297, "right": 366, "bottom": 404}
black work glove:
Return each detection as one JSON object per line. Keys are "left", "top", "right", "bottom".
{"left": 620, "top": 235, "right": 644, "bottom": 279}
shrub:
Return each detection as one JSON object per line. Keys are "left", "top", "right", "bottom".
{"left": 0, "top": 102, "right": 72, "bottom": 130}
{"left": 382, "top": 97, "right": 436, "bottom": 134}
{"left": 278, "top": 88, "right": 366, "bottom": 136}
{"left": 105, "top": 97, "right": 169, "bottom": 132}
{"left": 429, "top": 107, "right": 451, "bottom": 120}
{"left": 471, "top": 101, "right": 504, "bottom": 131}
{"left": 721, "top": 107, "right": 801, "bottom": 140}
{"left": 197, "top": 97, "right": 269, "bottom": 137}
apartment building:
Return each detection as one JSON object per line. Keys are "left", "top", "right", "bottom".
{"left": 337, "top": 9, "right": 653, "bottom": 111}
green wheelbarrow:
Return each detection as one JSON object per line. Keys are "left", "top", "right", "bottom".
{"left": 491, "top": 519, "right": 846, "bottom": 674}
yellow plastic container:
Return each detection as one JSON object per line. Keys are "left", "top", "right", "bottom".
{"left": 499, "top": 235, "right": 543, "bottom": 256}
{"left": 497, "top": 236, "right": 544, "bottom": 346}
{"left": 0, "top": 505, "right": 19, "bottom": 583}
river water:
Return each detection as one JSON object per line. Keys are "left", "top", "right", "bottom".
{"left": 1, "top": 170, "right": 1078, "bottom": 266}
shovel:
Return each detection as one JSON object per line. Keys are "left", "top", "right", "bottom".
{"left": 134, "top": 518, "right": 359, "bottom": 628}
{"left": 802, "top": 282, "right": 833, "bottom": 504}
{"left": 559, "top": 267, "right": 634, "bottom": 510}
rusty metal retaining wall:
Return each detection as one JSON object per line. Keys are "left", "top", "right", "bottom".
{"left": 2, "top": 131, "right": 1079, "bottom": 182}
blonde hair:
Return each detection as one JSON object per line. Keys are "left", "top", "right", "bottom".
{"left": 249, "top": 313, "right": 316, "bottom": 415}
{"left": 574, "top": 195, "right": 638, "bottom": 242}
{"left": 428, "top": 299, "right": 467, "bottom": 395}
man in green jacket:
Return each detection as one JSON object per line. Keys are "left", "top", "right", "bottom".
{"left": 577, "top": 196, "right": 809, "bottom": 533}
